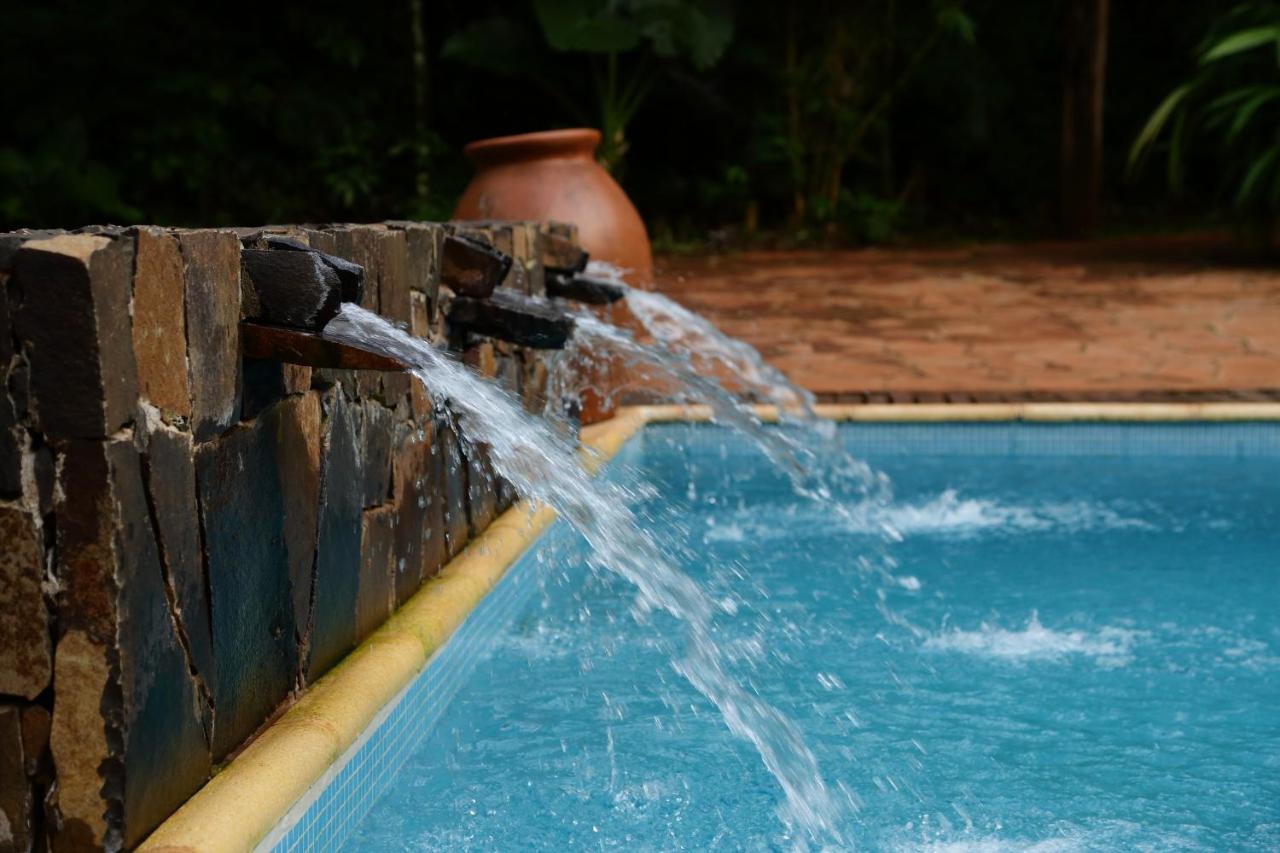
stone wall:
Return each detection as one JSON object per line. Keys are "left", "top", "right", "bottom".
{"left": 0, "top": 220, "right": 574, "bottom": 851}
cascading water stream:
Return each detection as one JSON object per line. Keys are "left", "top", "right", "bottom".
{"left": 323, "top": 304, "right": 844, "bottom": 844}
{"left": 562, "top": 265, "right": 910, "bottom": 588}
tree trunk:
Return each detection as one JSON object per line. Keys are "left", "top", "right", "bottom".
{"left": 1060, "top": 0, "right": 1109, "bottom": 236}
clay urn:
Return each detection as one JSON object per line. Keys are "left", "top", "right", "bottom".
{"left": 453, "top": 128, "right": 654, "bottom": 284}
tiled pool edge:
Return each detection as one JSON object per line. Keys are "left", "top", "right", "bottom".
{"left": 138, "top": 403, "right": 1280, "bottom": 852}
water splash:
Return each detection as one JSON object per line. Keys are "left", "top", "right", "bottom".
{"left": 585, "top": 261, "right": 819, "bottom": 417}
{"left": 323, "top": 304, "right": 844, "bottom": 843}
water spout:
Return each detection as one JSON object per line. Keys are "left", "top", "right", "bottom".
{"left": 447, "top": 289, "right": 576, "bottom": 349}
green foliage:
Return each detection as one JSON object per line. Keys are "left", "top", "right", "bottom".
{"left": 442, "top": 1, "right": 732, "bottom": 172}
{"left": 775, "top": 0, "right": 974, "bottom": 239}
{"left": 1129, "top": 3, "right": 1280, "bottom": 227}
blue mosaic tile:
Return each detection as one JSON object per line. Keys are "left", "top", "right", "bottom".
{"left": 262, "top": 544, "right": 547, "bottom": 852}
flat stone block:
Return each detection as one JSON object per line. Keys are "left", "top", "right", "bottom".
{"left": 180, "top": 230, "right": 242, "bottom": 443}
{"left": 361, "top": 400, "right": 393, "bottom": 508}
{"left": 50, "top": 630, "right": 112, "bottom": 850}
{"left": 436, "top": 420, "right": 470, "bottom": 558}
{"left": 307, "top": 387, "right": 362, "bottom": 680}
{"left": 0, "top": 703, "right": 34, "bottom": 853}
{"left": 140, "top": 421, "right": 215, "bottom": 688}
{"left": 131, "top": 228, "right": 192, "bottom": 420}
{"left": 357, "top": 505, "right": 396, "bottom": 641}
{"left": 0, "top": 505, "right": 49, "bottom": 701}
{"left": 391, "top": 425, "right": 438, "bottom": 606}
{"left": 12, "top": 233, "right": 138, "bottom": 438}
{"left": 270, "top": 393, "right": 322, "bottom": 643}
{"left": 107, "top": 439, "right": 211, "bottom": 847}
{"left": 464, "top": 441, "right": 498, "bottom": 537}
{"left": 195, "top": 421, "right": 297, "bottom": 760}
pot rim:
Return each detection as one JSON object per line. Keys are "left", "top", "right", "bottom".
{"left": 464, "top": 128, "right": 602, "bottom": 167}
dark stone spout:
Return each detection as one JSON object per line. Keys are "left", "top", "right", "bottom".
{"left": 447, "top": 290, "right": 576, "bottom": 349}
{"left": 546, "top": 272, "right": 628, "bottom": 305}
{"left": 239, "top": 233, "right": 366, "bottom": 330}
{"left": 241, "top": 322, "right": 410, "bottom": 371}
{"left": 441, "top": 233, "right": 512, "bottom": 299}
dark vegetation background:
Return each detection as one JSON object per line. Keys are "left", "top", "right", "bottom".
{"left": 0, "top": 1, "right": 1235, "bottom": 244}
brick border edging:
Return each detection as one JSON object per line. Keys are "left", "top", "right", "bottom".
{"left": 815, "top": 389, "right": 1280, "bottom": 404}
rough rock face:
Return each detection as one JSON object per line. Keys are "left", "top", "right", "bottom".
{"left": 0, "top": 219, "right": 569, "bottom": 848}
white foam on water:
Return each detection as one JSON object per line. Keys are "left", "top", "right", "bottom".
{"left": 905, "top": 841, "right": 1081, "bottom": 853}
{"left": 869, "top": 490, "right": 1152, "bottom": 537}
{"left": 700, "top": 490, "right": 1151, "bottom": 544}
{"left": 923, "top": 612, "right": 1141, "bottom": 665}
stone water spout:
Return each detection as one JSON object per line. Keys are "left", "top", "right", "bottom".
{"left": 237, "top": 233, "right": 414, "bottom": 370}
{"left": 447, "top": 289, "right": 576, "bottom": 349}
{"left": 545, "top": 272, "right": 628, "bottom": 305}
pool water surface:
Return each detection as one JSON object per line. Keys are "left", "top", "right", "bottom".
{"left": 346, "top": 423, "right": 1279, "bottom": 851}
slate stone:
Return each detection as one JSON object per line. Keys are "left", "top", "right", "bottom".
{"left": 12, "top": 234, "right": 138, "bottom": 439}
{"left": 436, "top": 420, "right": 470, "bottom": 557}
{"left": 391, "top": 425, "right": 436, "bottom": 606}
{"left": 376, "top": 231, "right": 412, "bottom": 404}
{"left": 357, "top": 506, "right": 396, "bottom": 640}
{"left": 361, "top": 400, "right": 393, "bottom": 508}
{"left": 261, "top": 235, "right": 365, "bottom": 305}
{"left": 269, "top": 394, "right": 322, "bottom": 647}
{"left": 106, "top": 439, "right": 211, "bottom": 848}
{"left": 546, "top": 272, "right": 627, "bottom": 305}
{"left": 20, "top": 704, "right": 49, "bottom": 779}
{"left": 139, "top": 422, "right": 215, "bottom": 693}
{"left": 375, "top": 229, "right": 411, "bottom": 325}
{"left": 241, "top": 248, "right": 343, "bottom": 330}
{"left": 180, "top": 230, "right": 242, "bottom": 443}
{"left": 54, "top": 441, "right": 119, "bottom": 641}
{"left": 447, "top": 290, "right": 576, "bottom": 350}
{"left": 0, "top": 505, "right": 51, "bottom": 700}
{"left": 0, "top": 399, "right": 18, "bottom": 500}
{"left": 51, "top": 438, "right": 209, "bottom": 850}
{"left": 242, "top": 354, "right": 313, "bottom": 420}
{"left": 540, "top": 231, "right": 589, "bottom": 276}
{"left": 0, "top": 703, "right": 33, "bottom": 853}
{"left": 515, "top": 221, "right": 547, "bottom": 296}
{"left": 195, "top": 421, "right": 298, "bottom": 760}
{"left": 440, "top": 233, "right": 511, "bottom": 299}
{"left": 464, "top": 440, "right": 498, "bottom": 537}
{"left": 0, "top": 271, "right": 19, "bottom": 499}
{"left": 49, "top": 629, "right": 112, "bottom": 850}
{"left": 521, "top": 350, "right": 551, "bottom": 416}
{"left": 306, "top": 387, "right": 362, "bottom": 680}
{"left": 392, "top": 222, "right": 441, "bottom": 323}
{"left": 131, "top": 228, "right": 192, "bottom": 420}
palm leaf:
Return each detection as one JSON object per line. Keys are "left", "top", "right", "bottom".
{"left": 1228, "top": 87, "right": 1280, "bottom": 140}
{"left": 1235, "top": 144, "right": 1280, "bottom": 205}
{"left": 1200, "top": 25, "right": 1280, "bottom": 63}
{"left": 1128, "top": 85, "right": 1192, "bottom": 172}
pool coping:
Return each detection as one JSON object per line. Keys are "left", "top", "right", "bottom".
{"left": 138, "top": 401, "right": 1280, "bottom": 852}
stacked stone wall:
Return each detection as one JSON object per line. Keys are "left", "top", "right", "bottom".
{"left": 0, "top": 219, "right": 573, "bottom": 851}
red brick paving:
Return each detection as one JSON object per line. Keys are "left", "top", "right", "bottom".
{"left": 653, "top": 234, "right": 1280, "bottom": 402}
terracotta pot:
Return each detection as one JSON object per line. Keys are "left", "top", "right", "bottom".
{"left": 453, "top": 129, "right": 654, "bottom": 284}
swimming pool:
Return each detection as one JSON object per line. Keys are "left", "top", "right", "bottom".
{"left": 334, "top": 422, "right": 1278, "bottom": 850}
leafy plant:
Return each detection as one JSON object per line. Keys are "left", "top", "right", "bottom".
{"left": 442, "top": 0, "right": 732, "bottom": 173}
{"left": 777, "top": 0, "right": 974, "bottom": 236}
{"left": 1129, "top": 2, "right": 1280, "bottom": 228}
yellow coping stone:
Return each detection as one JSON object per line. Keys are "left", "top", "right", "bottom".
{"left": 141, "top": 398, "right": 1280, "bottom": 851}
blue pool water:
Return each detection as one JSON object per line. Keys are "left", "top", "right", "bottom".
{"left": 345, "top": 423, "right": 1279, "bottom": 851}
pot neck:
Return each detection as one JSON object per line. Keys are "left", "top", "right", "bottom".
{"left": 465, "top": 129, "right": 602, "bottom": 167}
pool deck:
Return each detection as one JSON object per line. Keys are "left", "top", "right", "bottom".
{"left": 653, "top": 234, "right": 1280, "bottom": 402}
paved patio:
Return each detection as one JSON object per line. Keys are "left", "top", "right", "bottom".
{"left": 653, "top": 234, "right": 1280, "bottom": 402}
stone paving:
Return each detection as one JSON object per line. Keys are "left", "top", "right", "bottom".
{"left": 653, "top": 234, "right": 1280, "bottom": 402}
